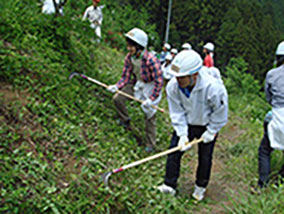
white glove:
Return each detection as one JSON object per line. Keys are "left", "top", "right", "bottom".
{"left": 142, "top": 98, "right": 153, "bottom": 108}
{"left": 201, "top": 130, "right": 216, "bottom": 143}
{"left": 107, "top": 85, "right": 118, "bottom": 93}
{"left": 178, "top": 135, "right": 191, "bottom": 152}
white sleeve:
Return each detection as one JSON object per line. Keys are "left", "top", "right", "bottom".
{"left": 207, "top": 83, "right": 228, "bottom": 134}
{"left": 82, "top": 8, "right": 89, "bottom": 21}
{"left": 265, "top": 72, "right": 272, "bottom": 105}
{"left": 98, "top": 8, "right": 103, "bottom": 25}
{"left": 166, "top": 80, "right": 188, "bottom": 136}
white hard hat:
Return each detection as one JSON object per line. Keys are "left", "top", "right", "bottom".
{"left": 182, "top": 43, "right": 192, "bottom": 50}
{"left": 171, "top": 48, "right": 178, "bottom": 54}
{"left": 125, "top": 28, "right": 148, "bottom": 48}
{"left": 276, "top": 41, "right": 284, "bottom": 55}
{"left": 167, "top": 50, "right": 203, "bottom": 77}
{"left": 203, "top": 42, "right": 214, "bottom": 52}
{"left": 165, "top": 54, "right": 173, "bottom": 61}
{"left": 164, "top": 43, "right": 171, "bottom": 50}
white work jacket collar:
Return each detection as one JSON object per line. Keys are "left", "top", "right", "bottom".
{"left": 191, "top": 72, "right": 210, "bottom": 92}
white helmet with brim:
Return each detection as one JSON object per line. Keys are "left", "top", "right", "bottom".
{"left": 167, "top": 50, "right": 202, "bottom": 77}
{"left": 182, "top": 43, "right": 192, "bottom": 50}
{"left": 125, "top": 28, "right": 148, "bottom": 48}
{"left": 203, "top": 42, "right": 214, "bottom": 52}
{"left": 276, "top": 41, "right": 284, "bottom": 55}
{"left": 165, "top": 54, "right": 173, "bottom": 61}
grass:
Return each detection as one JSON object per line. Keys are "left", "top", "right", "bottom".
{"left": 1, "top": 1, "right": 284, "bottom": 213}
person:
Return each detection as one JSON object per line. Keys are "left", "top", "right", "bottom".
{"left": 203, "top": 42, "right": 214, "bottom": 68}
{"left": 42, "top": 0, "right": 65, "bottom": 15}
{"left": 83, "top": 0, "right": 104, "bottom": 41}
{"left": 205, "top": 66, "right": 223, "bottom": 84}
{"left": 182, "top": 43, "right": 192, "bottom": 51}
{"left": 157, "top": 50, "right": 228, "bottom": 201}
{"left": 170, "top": 48, "right": 178, "bottom": 59}
{"left": 107, "top": 28, "right": 163, "bottom": 152}
{"left": 162, "top": 54, "right": 173, "bottom": 83}
{"left": 160, "top": 43, "right": 171, "bottom": 64}
{"left": 257, "top": 41, "right": 284, "bottom": 188}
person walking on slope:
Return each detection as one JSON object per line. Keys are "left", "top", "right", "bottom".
{"left": 162, "top": 54, "right": 174, "bottom": 84}
{"left": 157, "top": 50, "right": 228, "bottom": 201}
{"left": 160, "top": 43, "right": 171, "bottom": 64}
{"left": 182, "top": 43, "right": 192, "bottom": 51}
{"left": 203, "top": 42, "right": 214, "bottom": 68}
{"left": 83, "top": 0, "right": 104, "bottom": 41}
{"left": 170, "top": 48, "right": 178, "bottom": 59}
{"left": 258, "top": 41, "right": 284, "bottom": 188}
{"left": 42, "top": 0, "right": 66, "bottom": 15}
{"left": 107, "top": 28, "right": 163, "bottom": 152}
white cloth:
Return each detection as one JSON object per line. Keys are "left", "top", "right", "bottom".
{"left": 83, "top": 5, "right": 104, "bottom": 38}
{"left": 268, "top": 107, "right": 284, "bottom": 150}
{"left": 166, "top": 70, "right": 228, "bottom": 137}
{"left": 162, "top": 62, "right": 173, "bottom": 80}
{"left": 134, "top": 81, "right": 162, "bottom": 119}
{"left": 42, "top": 0, "right": 63, "bottom": 14}
{"left": 203, "top": 66, "right": 223, "bottom": 84}
{"left": 131, "top": 56, "right": 162, "bottom": 119}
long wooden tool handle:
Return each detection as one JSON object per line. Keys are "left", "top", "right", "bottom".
{"left": 117, "top": 138, "right": 203, "bottom": 172}
{"left": 116, "top": 90, "right": 166, "bottom": 113}
{"left": 82, "top": 74, "right": 166, "bottom": 114}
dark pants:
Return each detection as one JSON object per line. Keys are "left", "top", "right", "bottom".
{"left": 258, "top": 122, "right": 284, "bottom": 187}
{"left": 164, "top": 125, "right": 217, "bottom": 189}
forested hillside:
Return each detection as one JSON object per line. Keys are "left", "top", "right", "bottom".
{"left": 1, "top": 0, "right": 284, "bottom": 213}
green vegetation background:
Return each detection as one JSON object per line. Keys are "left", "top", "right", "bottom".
{"left": 1, "top": 0, "right": 284, "bottom": 213}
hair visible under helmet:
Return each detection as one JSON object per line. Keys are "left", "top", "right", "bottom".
{"left": 125, "top": 28, "right": 148, "bottom": 51}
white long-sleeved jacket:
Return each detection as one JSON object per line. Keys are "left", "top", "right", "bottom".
{"left": 83, "top": 5, "right": 104, "bottom": 27}
{"left": 166, "top": 68, "right": 228, "bottom": 136}
{"left": 42, "top": 0, "right": 63, "bottom": 14}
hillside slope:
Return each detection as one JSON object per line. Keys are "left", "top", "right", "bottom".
{"left": 1, "top": 1, "right": 284, "bottom": 213}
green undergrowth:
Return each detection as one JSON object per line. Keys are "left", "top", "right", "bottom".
{"left": 1, "top": 1, "right": 284, "bottom": 213}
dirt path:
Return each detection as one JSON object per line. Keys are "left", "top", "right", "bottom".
{"left": 178, "top": 116, "right": 249, "bottom": 213}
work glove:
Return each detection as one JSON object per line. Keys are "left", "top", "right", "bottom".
{"left": 201, "top": 130, "right": 216, "bottom": 143}
{"left": 178, "top": 135, "right": 191, "bottom": 152}
{"left": 107, "top": 85, "right": 118, "bottom": 93}
{"left": 142, "top": 98, "right": 153, "bottom": 108}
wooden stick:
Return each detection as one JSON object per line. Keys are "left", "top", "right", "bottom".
{"left": 80, "top": 74, "right": 166, "bottom": 114}
{"left": 113, "top": 138, "right": 203, "bottom": 173}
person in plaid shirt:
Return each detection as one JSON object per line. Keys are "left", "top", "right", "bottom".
{"left": 107, "top": 28, "right": 163, "bottom": 152}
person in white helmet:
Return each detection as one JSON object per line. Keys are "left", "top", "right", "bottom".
{"left": 257, "top": 41, "right": 284, "bottom": 188}
{"left": 157, "top": 50, "right": 228, "bottom": 201}
{"left": 83, "top": 0, "right": 104, "bottom": 41}
{"left": 182, "top": 43, "right": 192, "bottom": 51}
{"left": 42, "top": 0, "right": 66, "bottom": 15}
{"left": 160, "top": 43, "right": 171, "bottom": 64}
{"left": 204, "top": 67, "right": 223, "bottom": 84}
{"left": 203, "top": 42, "right": 214, "bottom": 68}
{"left": 170, "top": 48, "right": 178, "bottom": 59}
{"left": 162, "top": 54, "right": 173, "bottom": 83}
{"left": 107, "top": 28, "right": 163, "bottom": 152}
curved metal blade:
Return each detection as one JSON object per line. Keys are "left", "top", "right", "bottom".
{"left": 101, "top": 171, "right": 112, "bottom": 186}
{"left": 68, "top": 72, "right": 80, "bottom": 80}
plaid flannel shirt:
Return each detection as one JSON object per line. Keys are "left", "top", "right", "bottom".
{"left": 116, "top": 50, "right": 163, "bottom": 101}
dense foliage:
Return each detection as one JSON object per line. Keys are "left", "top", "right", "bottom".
{"left": 1, "top": 0, "right": 284, "bottom": 213}
{"left": 116, "top": 0, "right": 284, "bottom": 82}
